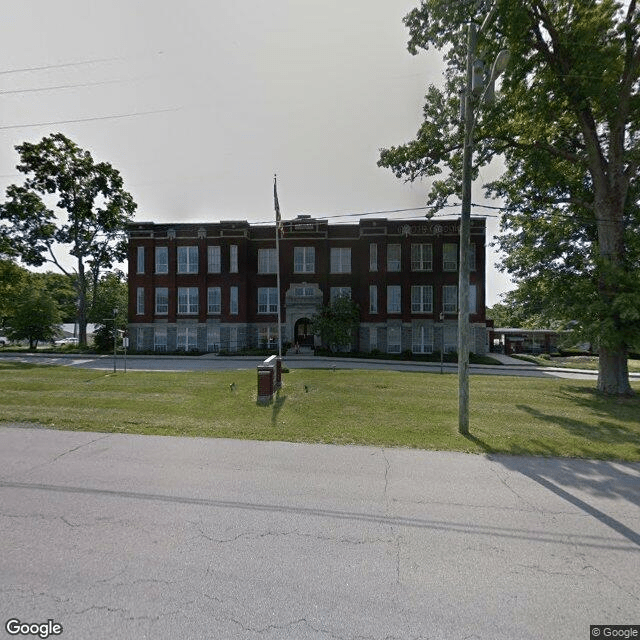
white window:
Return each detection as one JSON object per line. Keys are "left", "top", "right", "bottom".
{"left": 369, "top": 285, "right": 378, "bottom": 314}
{"left": 469, "top": 284, "right": 477, "bottom": 314}
{"left": 207, "top": 246, "right": 221, "bottom": 273}
{"left": 369, "top": 327, "right": 378, "bottom": 351}
{"left": 411, "top": 285, "right": 433, "bottom": 313}
{"left": 330, "top": 287, "right": 351, "bottom": 302}
{"left": 137, "top": 246, "right": 145, "bottom": 274}
{"left": 258, "top": 248, "right": 277, "bottom": 274}
{"left": 330, "top": 247, "right": 351, "bottom": 273}
{"left": 207, "top": 287, "right": 221, "bottom": 314}
{"left": 293, "top": 285, "right": 316, "bottom": 297}
{"left": 387, "top": 244, "right": 401, "bottom": 272}
{"left": 178, "top": 287, "right": 199, "bottom": 314}
{"left": 155, "top": 246, "right": 168, "bottom": 274}
{"left": 155, "top": 287, "right": 168, "bottom": 314}
{"left": 258, "top": 287, "right": 278, "bottom": 313}
{"left": 443, "top": 285, "right": 458, "bottom": 313}
{"left": 444, "top": 324, "right": 457, "bottom": 353}
{"left": 229, "top": 326, "right": 238, "bottom": 352}
{"left": 443, "top": 243, "right": 458, "bottom": 272}
{"left": 136, "top": 287, "right": 144, "bottom": 315}
{"left": 259, "top": 326, "right": 277, "bottom": 349}
{"left": 207, "top": 325, "right": 220, "bottom": 352}
{"left": 387, "top": 326, "right": 401, "bottom": 353}
{"left": 411, "top": 244, "right": 432, "bottom": 271}
{"left": 136, "top": 327, "right": 145, "bottom": 351}
{"left": 154, "top": 326, "right": 167, "bottom": 352}
{"left": 412, "top": 324, "right": 434, "bottom": 354}
{"left": 369, "top": 244, "right": 378, "bottom": 272}
{"left": 230, "top": 245, "right": 238, "bottom": 273}
{"left": 387, "top": 285, "right": 401, "bottom": 314}
{"left": 177, "top": 246, "right": 198, "bottom": 274}
{"left": 294, "top": 246, "right": 315, "bottom": 273}
{"left": 230, "top": 286, "right": 238, "bottom": 315}
{"left": 177, "top": 326, "right": 198, "bottom": 351}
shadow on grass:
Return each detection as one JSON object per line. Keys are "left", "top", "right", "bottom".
{"left": 0, "top": 361, "right": 53, "bottom": 371}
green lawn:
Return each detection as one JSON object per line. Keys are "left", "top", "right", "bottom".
{"left": 1, "top": 361, "right": 639, "bottom": 461}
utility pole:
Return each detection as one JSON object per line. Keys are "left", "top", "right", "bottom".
{"left": 458, "top": 5, "right": 508, "bottom": 435}
{"left": 458, "top": 21, "right": 476, "bottom": 436}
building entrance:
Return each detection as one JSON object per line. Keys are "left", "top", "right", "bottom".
{"left": 294, "top": 318, "right": 314, "bottom": 347}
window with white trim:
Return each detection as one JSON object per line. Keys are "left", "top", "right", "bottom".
{"left": 154, "top": 326, "right": 167, "bottom": 352}
{"left": 137, "top": 246, "right": 145, "bottom": 274}
{"left": 444, "top": 324, "right": 457, "bottom": 353}
{"left": 369, "top": 327, "right": 378, "bottom": 351}
{"left": 155, "top": 287, "right": 168, "bottom": 314}
{"left": 230, "top": 245, "right": 238, "bottom": 273}
{"left": 177, "top": 326, "right": 198, "bottom": 351}
{"left": 155, "top": 246, "right": 168, "bottom": 274}
{"left": 207, "top": 325, "right": 220, "bottom": 352}
{"left": 369, "top": 244, "right": 377, "bottom": 272}
{"left": 258, "top": 287, "right": 278, "bottom": 313}
{"left": 136, "top": 287, "right": 144, "bottom": 315}
{"left": 411, "top": 285, "right": 433, "bottom": 313}
{"left": 177, "top": 246, "right": 198, "bottom": 274}
{"left": 369, "top": 285, "right": 378, "bottom": 314}
{"left": 207, "top": 246, "right": 221, "bottom": 273}
{"left": 411, "top": 244, "right": 432, "bottom": 271}
{"left": 259, "top": 326, "right": 277, "bottom": 349}
{"left": 178, "top": 287, "right": 199, "bottom": 314}
{"left": 229, "top": 326, "right": 238, "bottom": 352}
{"left": 293, "top": 285, "right": 316, "bottom": 297}
{"left": 412, "top": 324, "right": 434, "bottom": 354}
{"left": 330, "top": 287, "right": 351, "bottom": 302}
{"left": 294, "top": 246, "right": 315, "bottom": 273}
{"left": 387, "top": 285, "right": 401, "bottom": 313}
{"left": 230, "top": 286, "right": 238, "bottom": 315}
{"left": 207, "top": 287, "right": 221, "bottom": 314}
{"left": 443, "top": 243, "right": 457, "bottom": 271}
{"left": 258, "top": 248, "right": 277, "bottom": 274}
{"left": 387, "top": 244, "right": 401, "bottom": 272}
{"left": 443, "top": 285, "right": 458, "bottom": 313}
{"left": 330, "top": 247, "right": 351, "bottom": 273}
{"left": 387, "top": 326, "right": 401, "bottom": 353}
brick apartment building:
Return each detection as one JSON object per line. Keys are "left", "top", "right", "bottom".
{"left": 126, "top": 216, "right": 488, "bottom": 354}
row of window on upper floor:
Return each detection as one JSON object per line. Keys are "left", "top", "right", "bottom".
{"left": 136, "top": 284, "right": 478, "bottom": 317}
{"left": 136, "top": 243, "right": 477, "bottom": 276}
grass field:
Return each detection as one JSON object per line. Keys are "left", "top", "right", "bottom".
{"left": 1, "top": 361, "right": 639, "bottom": 461}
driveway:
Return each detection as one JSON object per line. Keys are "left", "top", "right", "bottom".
{"left": 1, "top": 425, "right": 638, "bottom": 639}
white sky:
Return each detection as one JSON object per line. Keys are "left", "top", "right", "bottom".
{"left": 1, "top": 0, "right": 514, "bottom": 305}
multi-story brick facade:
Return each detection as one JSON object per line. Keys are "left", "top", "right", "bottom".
{"left": 127, "top": 216, "right": 488, "bottom": 354}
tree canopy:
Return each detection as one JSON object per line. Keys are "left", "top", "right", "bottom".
{"left": 311, "top": 297, "right": 360, "bottom": 353}
{"left": 378, "top": 0, "right": 640, "bottom": 395}
{"left": 0, "top": 133, "right": 136, "bottom": 346}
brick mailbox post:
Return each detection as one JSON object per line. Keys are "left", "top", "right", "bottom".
{"left": 257, "top": 356, "right": 283, "bottom": 404}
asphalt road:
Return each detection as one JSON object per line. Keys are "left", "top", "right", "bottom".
{"left": 0, "top": 351, "right": 620, "bottom": 380}
{"left": 1, "top": 426, "right": 638, "bottom": 639}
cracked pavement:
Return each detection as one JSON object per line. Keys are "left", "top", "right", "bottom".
{"left": 0, "top": 425, "right": 639, "bottom": 639}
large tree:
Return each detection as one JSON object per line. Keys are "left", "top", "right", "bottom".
{"left": 379, "top": 0, "right": 640, "bottom": 395}
{"left": 0, "top": 133, "right": 136, "bottom": 346}
{"left": 7, "top": 284, "right": 61, "bottom": 350}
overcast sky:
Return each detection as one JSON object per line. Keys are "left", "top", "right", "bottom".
{"left": 1, "top": 0, "right": 514, "bottom": 305}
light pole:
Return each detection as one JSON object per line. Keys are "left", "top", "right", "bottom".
{"left": 458, "top": 8, "right": 508, "bottom": 435}
{"left": 112, "top": 308, "right": 118, "bottom": 373}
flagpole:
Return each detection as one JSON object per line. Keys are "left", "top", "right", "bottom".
{"left": 274, "top": 175, "right": 283, "bottom": 359}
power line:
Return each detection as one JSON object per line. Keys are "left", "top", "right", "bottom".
{"left": 0, "top": 77, "right": 146, "bottom": 96}
{"left": 0, "top": 56, "right": 122, "bottom": 76}
{"left": 0, "top": 107, "right": 181, "bottom": 131}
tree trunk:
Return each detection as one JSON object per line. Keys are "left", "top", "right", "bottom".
{"left": 597, "top": 347, "right": 633, "bottom": 396}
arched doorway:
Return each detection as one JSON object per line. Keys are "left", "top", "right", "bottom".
{"left": 294, "top": 317, "right": 314, "bottom": 347}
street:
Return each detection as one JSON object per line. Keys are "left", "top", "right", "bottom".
{"left": 1, "top": 426, "right": 638, "bottom": 639}
{"left": 0, "top": 351, "right": 622, "bottom": 380}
